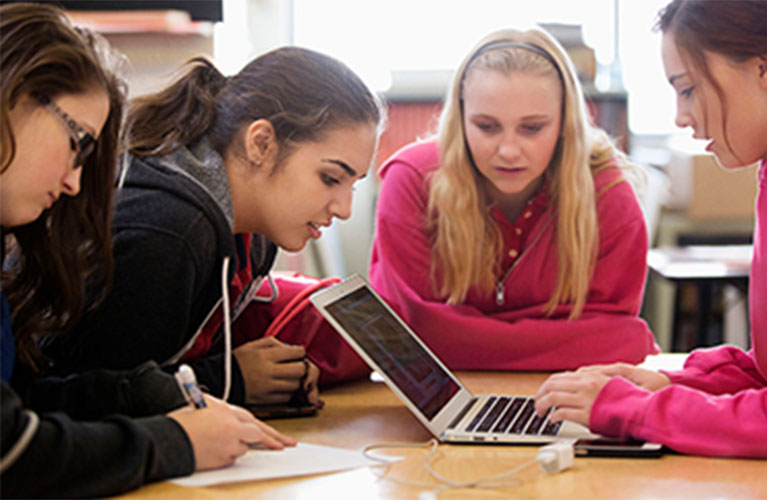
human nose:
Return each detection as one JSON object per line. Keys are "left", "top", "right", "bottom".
{"left": 497, "top": 132, "right": 522, "bottom": 161}
{"left": 61, "top": 165, "right": 82, "bottom": 196}
{"left": 329, "top": 186, "right": 353, "bottom": 221}
{"left": 674, "top": 98, "right": 694, "bottom": 130}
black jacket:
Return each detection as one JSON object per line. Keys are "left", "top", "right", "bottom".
{"left": 47, "top": 142, "right": 277, "bottom": 405}
{"left": 1, "top": 362, "right": 193, "bottom": 498}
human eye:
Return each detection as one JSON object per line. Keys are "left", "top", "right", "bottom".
{"left": 478, "top": 122, "right": 501, "bottom": 134}
{"left": 320, "top": 172, "right": 341, "bottom": 187}
{"left": 520, "top": 123, "right": 545, "bottom": 135}
{"left": 680, "top": 86, "right": 695, "bottom": 98}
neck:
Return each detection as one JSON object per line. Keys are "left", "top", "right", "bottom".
{"left": 486, "top": 176, "right": 544, "bottom": 221}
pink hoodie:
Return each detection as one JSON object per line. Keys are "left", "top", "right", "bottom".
{"left": 370, "top": 141, "right": 659, "bottom": 371}
{"left": 591, "top": 159, "right": 767, "bottom": 458}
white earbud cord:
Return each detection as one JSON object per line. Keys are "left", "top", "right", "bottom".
{"left": 221, "top": 256, "right": 232, "bottom": 401}
{"left": 362, "top": 439, "right": 541, "bottom": 496}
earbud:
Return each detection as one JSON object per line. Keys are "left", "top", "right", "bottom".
{"left": 537, "top": 442, "right": 574, "bottom": 474}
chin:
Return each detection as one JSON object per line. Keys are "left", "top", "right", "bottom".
{"left": 279, "top": 239, "right": 309, "bottom": 253}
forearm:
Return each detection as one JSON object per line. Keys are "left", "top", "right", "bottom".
{"left": 23, "top": 361, "right": 187, "bottom": 418}
{"left": 591, "top": 377, "right": 767, "bottom": 458}
{"left": 1, "top": 383, "right": 194, "bottom": 498}
{"left": 661, "top": 346, "right": 766, "bottom": 394}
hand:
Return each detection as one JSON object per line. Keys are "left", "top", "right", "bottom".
{"left": 533, "top": 370, "right": 612, "bottom": 427}
{"left": 169, "top": 394, "right": 296, "bottom": 471}
{"left": 233, "top": 337, "right": 308, "bottom": 404}
{"left": 575, "top": 362, "right": 671, "bottom": 392}
{"left": 303, "top": 359, "right": 324, "bottom": 408}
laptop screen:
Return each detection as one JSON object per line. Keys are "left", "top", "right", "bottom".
{"left": 324, "top": 286, "right": 460, "bottom": 419}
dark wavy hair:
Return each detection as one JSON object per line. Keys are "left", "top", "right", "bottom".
{"left": 126, "top": 46, "right": 383, "bottom": 169}
{"left": 656, "top": 0, "right": 767, "bottom": 159}
{"left": 0, "top": 2, "right": 126, "bottom": 372}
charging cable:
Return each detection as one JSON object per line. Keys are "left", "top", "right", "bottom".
{"left": 362, "top": 439, "right": 574, "bottom": 498}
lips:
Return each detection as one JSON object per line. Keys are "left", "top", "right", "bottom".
{"left": 496, "top": 166, "right": 525, "bottom": 176}
{"left": 47, "top": 192, "right": 58, "bottom": 208}
{"left": 307, "top": 222, "right": 324, "bottom": 239}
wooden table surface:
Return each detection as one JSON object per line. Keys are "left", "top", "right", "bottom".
{"left": 113, "top": 355, "right": 766, "bottom": 499}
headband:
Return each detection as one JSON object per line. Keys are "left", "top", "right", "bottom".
{"left": 462, "top": 40, "right": 563, "bottom": 83}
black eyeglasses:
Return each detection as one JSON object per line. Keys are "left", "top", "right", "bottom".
{"left": 34, "top": 93, "right": 97, "bottom": 169}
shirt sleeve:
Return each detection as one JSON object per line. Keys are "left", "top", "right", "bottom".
{"left": 370, "top": 159, "right": 658, "bottom": 371}
{"left": 590, "top": 376, "right": 767, "bottom": 458}
{"left": 47, "top": 219, "right": 219, "bottom": 377}
{"left": 19, "top": 361, "right": 188, "bottom": 418}
{"left": 1, "top": 382, "right": 194, "bottom": 498}
{"left": 660, "top": 346, "right": 766, "bottom": 394}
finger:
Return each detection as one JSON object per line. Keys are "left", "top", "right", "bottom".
{"left": 549, "top": 406, "right": 589, "bottom": 426}
{"left": 535, "top": 391, "right": 585, "bottom": 415}
{"left": 247, "top": 337, "right": 287, "bottom": 348}
{"left": 264, "top": 345, "right": 307, "bottom": 363}
{"left": 269, "top": 360, "right": 308, "bottom": 380}
{"left": 241, "top": 423, "right": 286, "bottom": 450}
{"left": 253, "top": 419, "right": 297, "bottom": 446}
{"left": 535, "top": 375, "right": 582, "bottom": 400}
{"left": 229, "top": 403, "right": 262, "bottom": 425}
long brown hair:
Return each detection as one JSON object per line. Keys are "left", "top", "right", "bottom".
{"left": 127, "top": 47, "right": 383, "bottom": 168}
{"left": 657, "top": 0, "right": 767, "bottom": 161}
{"left": 0, "top": 2, "right": 126, "bottom": 372}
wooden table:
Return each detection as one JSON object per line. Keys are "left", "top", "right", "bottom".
{"left": 114, "top": 355, "right": 766, "bottom": 499}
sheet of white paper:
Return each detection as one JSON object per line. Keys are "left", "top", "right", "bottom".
{"left": 171, "top": 442, "right": 396, "bottom": 487}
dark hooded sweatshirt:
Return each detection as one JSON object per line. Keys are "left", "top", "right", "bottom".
{"left": 46, "top": 140, "right": 278, "bottom": 406}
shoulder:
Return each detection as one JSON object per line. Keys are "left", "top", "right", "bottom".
{"left": 379, "top": 140, "right": 441, "bottom": 180}
{"left": 592, "top": 164, "right": 641, "bottom": 210}
{"left": 116, "top": 156, "right": 230, "bottom": 245}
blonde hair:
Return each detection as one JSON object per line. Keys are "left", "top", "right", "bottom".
{"left": 428, "top": 27, "right": 629, "bottom": 318}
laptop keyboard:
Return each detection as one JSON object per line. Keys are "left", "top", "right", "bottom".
{"left": 450, "top": 396, "right": 562, "bottom": 436}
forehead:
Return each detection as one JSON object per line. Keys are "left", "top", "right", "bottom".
{"left": 462, "top": 68, "right": 562, "bottom": 116}
{"left": 282, "top": 123, "right": 376, "bottom": 177}
{"left": 661, "top": 33, "right": 687, "bottom": 79}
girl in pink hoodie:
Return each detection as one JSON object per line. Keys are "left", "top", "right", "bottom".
{"left": 370, "top": 27, "right": 659, "bottom": 372}
{"left": 535, "top": 0, "right": 767, "bottom": 458}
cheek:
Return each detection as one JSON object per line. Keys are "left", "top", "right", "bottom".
{"left": 465, "top": 130, "right": 493, "bottom": 162}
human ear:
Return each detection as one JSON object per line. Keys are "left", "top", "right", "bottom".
{"left": 243, "top": 119, "right": 277, "bottom": 167}
{"left": 758, "top": 55, "right": 767, "bottom": 88}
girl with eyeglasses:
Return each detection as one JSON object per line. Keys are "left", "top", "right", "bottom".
{"left": 1, "top": 4, "right": 294, "bottom": 497}
{"left": 535, "top": 0, "right": 767, "bottom": 458}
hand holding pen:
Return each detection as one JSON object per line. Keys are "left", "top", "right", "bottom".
{"left": 168, "top": 364, "right": 297, "bottom": 471}
{"left": 175, "top": 364, "right": 207, "bottom": 408}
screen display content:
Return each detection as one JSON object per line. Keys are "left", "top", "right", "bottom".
{"left": 325, "top": 288, "right": 459, "bottom": 419}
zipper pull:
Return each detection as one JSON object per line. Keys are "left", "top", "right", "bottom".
{"left": 496, "top": 282, "right": 505, "bottom": 305}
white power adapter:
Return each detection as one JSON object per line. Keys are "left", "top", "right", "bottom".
{"left": 537, "top": 441, "right": 574, "bottom": 474}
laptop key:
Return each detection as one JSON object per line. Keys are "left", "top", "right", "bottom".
{"left": 448, "top": 397, "right": 478, "bottom": 430}
{"left": 542, "top": 420, "right": 562, "bottom": 436}
{"left": 465, "top": 397, "right": 496, "bottom": 432}
{"left": 492, "top": 397, "right": 525, "bottom": 433}
{"left": 509, "top": 398, "right": 536, "bottom": 434}
{"left": 477, "top": 397, "right": 510, "bottom": 432}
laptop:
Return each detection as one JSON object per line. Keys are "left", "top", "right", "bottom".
{"left": 310, "top": 274, "right": 599, "bottom": 445}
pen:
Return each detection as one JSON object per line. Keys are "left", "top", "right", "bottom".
{"left": 175, "top": 364, "right": 207, "bottom": 409}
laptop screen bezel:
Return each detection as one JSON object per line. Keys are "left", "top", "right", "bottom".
{"left": 310, "top": 274, "right": 475, "bottom": 438}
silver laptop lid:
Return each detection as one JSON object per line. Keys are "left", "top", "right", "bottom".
{"left": 310, "top": 275, "right": 475, "bottom": 438}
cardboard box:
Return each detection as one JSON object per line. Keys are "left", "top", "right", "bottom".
{"left": 665, "top": 138, "right": 758, "bottom": 220}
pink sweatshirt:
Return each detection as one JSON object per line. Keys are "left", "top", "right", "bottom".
{"left": 591, "top": 159, "right": 767, "bottom": 458}
{"left": 370, "top": 141, "right": 659, "bottom": 371}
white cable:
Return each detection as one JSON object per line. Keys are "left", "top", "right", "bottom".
{"left": 220, "top": 256, "right": 232, "bottom": 401}
{"left": 362, "top": 439, "right": 571, "bottom": 498}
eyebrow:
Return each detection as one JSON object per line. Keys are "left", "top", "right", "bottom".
{"left": 323, "top": 158, "right": 366, "bottom": 179}
{"left": 668, "top": 73, "right": 686, "bottom": 85}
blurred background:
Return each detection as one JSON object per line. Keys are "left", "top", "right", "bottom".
{"left": 7, "top": 0, "right": 757, "bottom": 354}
